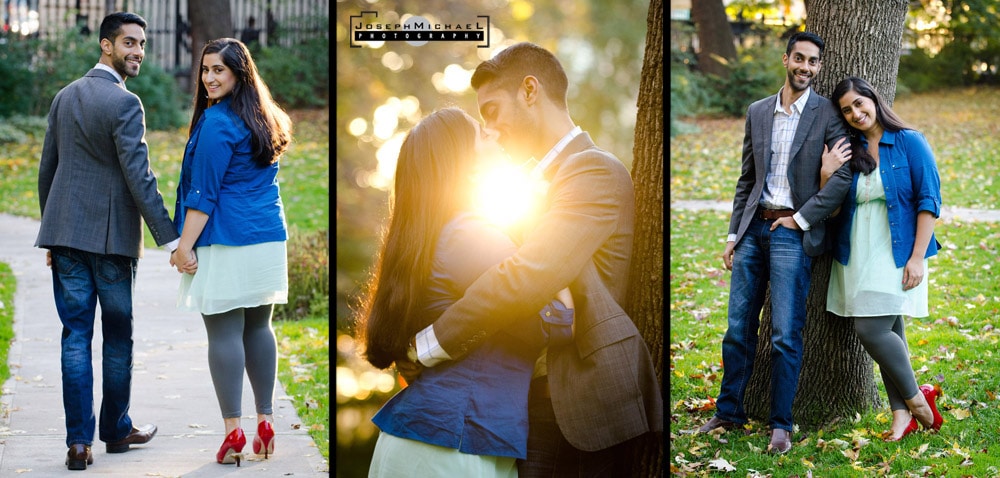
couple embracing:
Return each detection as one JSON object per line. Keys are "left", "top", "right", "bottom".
{"left": 356, "top": 43, "right": 664, "bottom": 477}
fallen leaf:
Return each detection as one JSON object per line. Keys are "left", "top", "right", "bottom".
{"left": 708, "top": 458, "right": 736, "bottom": 472}
{"left": 949, "top": 408, "right": 972, "bottom": 420}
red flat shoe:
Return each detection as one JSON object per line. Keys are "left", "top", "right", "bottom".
{"left": 919, "top": 384, "right": 944, "bottom": 431}
{"left": 253, "top": 420, "right": 275, "bottom": 459}
{"left": 217, "top": 428, "right": 246, "bottom": 466}
{"left": 883, "top": 417, "right": 918, "bottom": 442}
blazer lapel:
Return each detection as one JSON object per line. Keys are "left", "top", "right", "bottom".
{"left": 753, "top": 94, "right": 777, "bottom": 177}
{"left": 788, "top": 90, "right": 819, "bottom": 163}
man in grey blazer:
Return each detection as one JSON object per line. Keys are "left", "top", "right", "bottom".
{"left": 400, "top": 42, "right": 662, "bottom": 476}
{"left": 696, "top": 31, "right": 853, "bottom": 453}
{"left": 35, "top": 12, "right": 175, "bottom": 470}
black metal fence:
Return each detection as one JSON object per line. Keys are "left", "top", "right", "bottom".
{"left": 3, "top": 0, "right": 328, "bottom": 74}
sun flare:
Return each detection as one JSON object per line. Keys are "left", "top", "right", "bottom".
{"left": 471, "top": 161, "right": 546, "bottom": 230}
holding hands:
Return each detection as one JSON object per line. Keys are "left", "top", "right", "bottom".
{"left": 170, "top": 247, "right": 198, "bottom": 274}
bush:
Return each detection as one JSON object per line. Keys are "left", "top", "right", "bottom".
{"left": 670, "top": 47, "right": 716, "bottom": 137}
{"left": 255, "top": 17, "right": 329, "bottom": 109}
{"left": 0, "top": 115, "right": 46, "bottom": 144}
{"left": 0, "top": 29, "right": 186, "bottom": 130}
{"left": 0, "top": 35, "right": 36, "bottom": 117}
{"left": 276, "top": 227, "right": 329, "bottom": 320}
{"left": 706, "top": 42, "right": 786, "bottom": 117}
{"left": 898, "top": 43, "right": 973, "bottom": 93}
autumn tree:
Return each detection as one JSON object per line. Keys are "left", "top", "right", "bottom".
{"left": 691, "top": 0, "right": 737, "bottom": 78}
{"left": 624, "top": 0, "right": 663, "bottom": 475}
{"left": 742, "top": 0, "right": 911, "bottom": 428}
{"left": 188, "top": 0, "right": 233, "bottom": 94}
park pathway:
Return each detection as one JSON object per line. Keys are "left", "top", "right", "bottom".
{"left": 670, "top": 200, "right": 1000, "bottom": 223}
{"left": 0, "top": 214, "right": 328, "bottom": 476}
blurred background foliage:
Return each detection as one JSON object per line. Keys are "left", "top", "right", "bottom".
{"left": 335, "top": 0, "right": 649, "bottom": 475}
{"left": 671, "top": 0, "right": 1000, "bottom": 135}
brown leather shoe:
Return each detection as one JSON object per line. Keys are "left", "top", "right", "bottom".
{"left": 106, "top": 424, "right": 158, "bottom": 453}
{"left": 697, "top": 416, "right": 742, "bottom": 433}
{"left": 66, "top": 444, "right": 93, "bottom": 470}
{"left": 768, "top": 428, "right": 792, "bottom": 454}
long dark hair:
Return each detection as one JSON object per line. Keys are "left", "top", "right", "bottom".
{"left": 831, "top": 76, "right": 915, "bottom": 175}
{"left": 190, "top": 38, "right": 291, "bottom": 167}
{"left": 356, "top": 108, "right": 478, "bottom": 369}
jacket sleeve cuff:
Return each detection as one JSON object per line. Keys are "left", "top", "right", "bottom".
{"left": 415, "top": 325, "right": 452, "bottom": 367}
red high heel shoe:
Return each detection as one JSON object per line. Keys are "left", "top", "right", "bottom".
{"left": 919, "top": 384, "right": 944, "bottom": 431}
{"left": 217, "top": 428, "right": 246, "bottom": 466}
{"left": 883, "top": 417, "right": 918, "bottom": 442}
{"left": 253, "top": 420, "right": 275, "bottom": 459}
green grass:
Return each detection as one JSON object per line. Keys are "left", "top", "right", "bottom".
{"left": 669, "top": 211, "right": 1000, "bottom": 476}
{"left": 0, "top": 264, "right": 15, "bottom": 385}
{"left": 670, "top": 87, "right": 1000, "bottom": 209}
{"left": 274, "top": 316, "right": 330, "bottom": 462}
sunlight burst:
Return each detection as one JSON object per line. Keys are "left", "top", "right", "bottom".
{"left": 471, "top": 161, "right": 546, "bottom": 230}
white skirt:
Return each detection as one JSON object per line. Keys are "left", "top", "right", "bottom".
{"left": 177, "top": 241, "right": 288, "bottom": 315}
{"left": 368, "top": 432, "right": 517, "bottom": 478}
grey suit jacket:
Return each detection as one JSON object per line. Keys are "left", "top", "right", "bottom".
{"left": 430, "top": 133, "right": 663, "bottom": 451}
{"left": 728, "top": 89, "right": 852, "bottom": 256}
{"left": 36, "top": 68, "right": 178, "bottom": 258}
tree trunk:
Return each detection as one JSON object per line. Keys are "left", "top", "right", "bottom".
{"left": 691, "top": 0, "right": 737, "bottom": 78}
{"left": 743, "top": 0, "right": 910, "bottom": 429}
{"left": 188, "top": 0, "right": 234, "bottom": 94}
{"left": 806, "top": 0, "right": 910, "bottom": 103}
{"left": 624, "top": 0, "right": 662, "bottom": 475}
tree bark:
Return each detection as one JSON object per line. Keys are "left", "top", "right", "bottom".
{"left": 691, "top": 0, "right": 737, "bottom": 78}
{"left": 188, "top": 0, "right": 234, "bottom": 94}
{"left": 624, "top": 0, "right": 663, "bottom": 475}
{"left": 743, "top": 0, "right": 910, "bottom": 429}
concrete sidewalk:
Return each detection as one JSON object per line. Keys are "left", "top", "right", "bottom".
{"left": 0, "top": 214, "right": 328, "bottom": 476}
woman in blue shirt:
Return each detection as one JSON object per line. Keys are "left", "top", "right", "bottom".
{"left": 356, "top": 108, "right": 573, "bottom": 477}
{"left": 171, "top": 38, "right": 292, "bottom": 466}
{"left": 820, "top": 76, "right": 944, "bottom": 442}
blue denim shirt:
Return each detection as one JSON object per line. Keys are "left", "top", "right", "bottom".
{"left": 173, "top": 97, "right": 287, "bottom": 246}
{"left": 830, "top": 129, "right": 942, "bottom": 267}
{"left": 372, "top": 213, "right": 572, "bottom": 459}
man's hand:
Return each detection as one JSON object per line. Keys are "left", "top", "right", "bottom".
{"left": 722, "top": 241, "right": 736, "bottom": 271}
{"left": 395, "top": 359, "right": 424, "bottom": 385}
{"left": 770, "top": 216, "right": 801, "bottom": 232}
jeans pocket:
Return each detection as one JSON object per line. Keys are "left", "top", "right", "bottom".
{"left": 52, "top": 249, "right": 83, "bottom": 276}
{"left": 97, "top": 255, "right": 135, "bottom": 284}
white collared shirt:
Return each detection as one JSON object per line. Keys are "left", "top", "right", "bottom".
{"left": 94, "top": 63, "right": 126, "bottom": 90}
{"left": 415, "top": 126, "right": 584, "bottom": 367}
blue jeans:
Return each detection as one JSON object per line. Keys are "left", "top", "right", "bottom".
{"left": 714, "top": 217, "right": 812, "bottom": 431}
{"left": 50, "top": 247, "right": 136, "bottom": 448}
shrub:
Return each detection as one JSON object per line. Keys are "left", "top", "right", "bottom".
{"left": 898, "top": 43, "right": 973, "bottom": 93}
{"left": 0, "top": 35, "right": 36, "bottom": 117}
{"left": 670, "top": 48, "right": 717, "bottom": 137}
{"left": 255, "top": 17, "right": 329, "bottom": 109}
{"left": 0, "top": 29, "right": 186, "bottom": 130}
{"left": 706, "top": 42, "right": 786, "bottom": 117}
{"left": 276, "top": 227, "right": 329, "bottom": 320}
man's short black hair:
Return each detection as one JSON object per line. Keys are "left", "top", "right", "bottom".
{"left": 99, "top": 12, "right": 147, "bottom": 44}
{"left": 470, "top": 42, "right": 569, "bottom": 109}
{"left": 786, "top": 31, "right": 825, "bottom": 59}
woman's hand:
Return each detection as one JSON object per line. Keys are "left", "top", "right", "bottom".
{"left": 170, "top": 247, "right": 198, "bottom": 274}
{"left": 902, "top": 256, "right": 924, "bottom": 291}
{"left": 821, "top": 137, "right": 852, "bottom": 188}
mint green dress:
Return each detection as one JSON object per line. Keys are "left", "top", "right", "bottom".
{"left": 826, "top": 171, "right": 929, "bottom": 317}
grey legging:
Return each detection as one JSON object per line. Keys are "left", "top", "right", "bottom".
{"left": 853, "top": 315, "right": 920, "bottom": 411}
{"left": 202, "top": 305, "right": 278, "bottom": 418}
